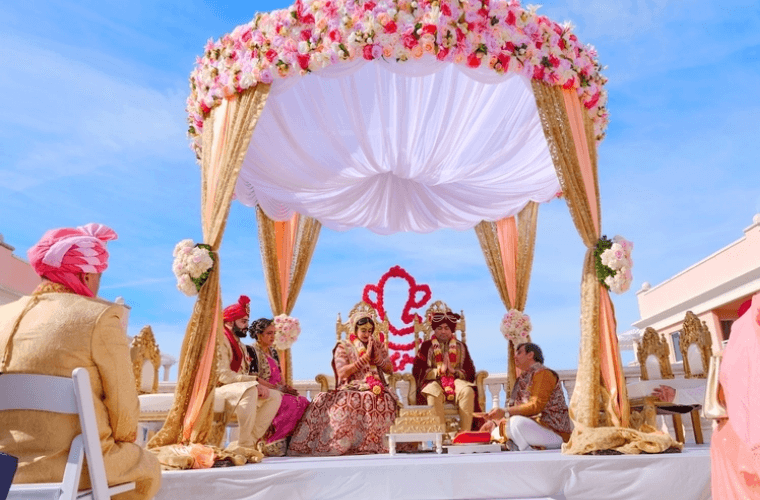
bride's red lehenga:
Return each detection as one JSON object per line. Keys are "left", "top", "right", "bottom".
{"left": 287, "top": 339, "right": 399, "bottom": 456}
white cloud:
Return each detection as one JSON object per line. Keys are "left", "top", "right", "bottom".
{"left": 0, "top": 33, "right": 188, "bottom": 191}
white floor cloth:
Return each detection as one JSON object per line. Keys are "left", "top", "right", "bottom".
{"left": 155, "top": 445, "right": 711, "bottom": 500}
{"left": 236, "top": 56, "right": 560, "bottom": 234}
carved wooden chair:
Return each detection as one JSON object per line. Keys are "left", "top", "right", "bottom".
{"left": 412, "top": 300, "right": 489, "bottom": 433}
{"left": 680, "top": 311, "right": 713, "bottom": 379}
{"left": 632, "top": 327, "right": 703, "bottom": 444}
{"left": 131, "top": 326, "right": 174, "bottom": 445}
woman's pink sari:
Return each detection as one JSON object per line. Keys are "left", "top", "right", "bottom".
{"left": 263, "top": 356, "right": 309, "bottom": 445}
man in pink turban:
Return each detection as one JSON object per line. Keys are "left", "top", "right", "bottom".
{"left": 26, "top": 222, "right": 117, "bottom": 297}
{"left": 0, "top": 224, "right": 161, "bottom": 500}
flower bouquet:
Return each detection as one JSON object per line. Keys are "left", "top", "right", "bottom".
{"left": 440, "top": 375, "right": 456, "bottom": 401}
{"left": 365, "top": 374, "right": 383, "bottom": 396}
{"left": 500, "top": 309, "right": 532, "bottom": 346}
{"left": 273, "top": 314, "right": 301, "bottom": 350}
{"left": 172, "top": 239, "right": 215, "bottom": 296}
{"left": 594, "top": 235, "right": 634, "bottom": 294}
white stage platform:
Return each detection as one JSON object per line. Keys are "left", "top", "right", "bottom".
{"left": 155, "top": 444, "right": 711, "bottom": 500}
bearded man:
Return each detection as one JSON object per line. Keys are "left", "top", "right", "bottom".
{"left": 412, "top": 310, "right": 477, "bottom": 432}
{"left": 214, "top": 295, "right": 282, "bottom": 458}
{"left": 0, "top": 224, "right": 160, "bottom": 500}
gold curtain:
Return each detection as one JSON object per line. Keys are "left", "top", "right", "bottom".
{"left": 256, "top": 207, "right": 322, "bottom": 385}
{"left": 149, "top": 85, "right": 271, "bottom": 447}
{"left": 531, "top": 81, "right": 662, "bottom": 454}
{"left": 475, "top": 202, "right": 539, "bottom": 392}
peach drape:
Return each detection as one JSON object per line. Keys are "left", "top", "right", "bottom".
{"left": 475, "top": 202, "right": 539, "bottom": 392}
{"left": 256, "top": 208, "right": 321, "bottom": 385}
{"left": 531, "top": 81, "right": 660, "bottom": 454}
{"left": 533, "top": 82, "right": 630, "bottom": 434}
{"left": 149, "top": 85, "right": 271, "bottom": 448}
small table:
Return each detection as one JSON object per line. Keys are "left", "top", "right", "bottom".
{"left": 387, "top": 432, "right": 443, "bottom": 456}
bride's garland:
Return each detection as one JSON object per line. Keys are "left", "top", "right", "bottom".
{"left": 431, "top": 336, "right": 458, "bottom": 401}
{"left": 349, "top": 333, "right": 383, "bottom": 395}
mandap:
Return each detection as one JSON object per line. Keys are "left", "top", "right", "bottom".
{"left": 150, "top": 0, "right": 673, "bottom": 454}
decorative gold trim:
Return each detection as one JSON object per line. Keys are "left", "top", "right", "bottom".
{"left": 131, "top": 325, "right": 161, "bottom": 394}
{"left": 679, "top": 311, "right": 712, "bottom": 379}
{"left": 335, "top": 301, "right": 390, "bottom": 348}
{"left": 635, "top": 327, "right": 673, "bottom": 381}
{"left": 315, "top": 373, "right": 330, "bottom": 392}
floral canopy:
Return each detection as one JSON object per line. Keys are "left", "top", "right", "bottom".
{"left": 148, "top": 0, "right": 674, "bottom": 456}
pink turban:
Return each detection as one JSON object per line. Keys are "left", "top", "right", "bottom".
{"left": 27, "top": 223, "right": 118, "bottom": 297}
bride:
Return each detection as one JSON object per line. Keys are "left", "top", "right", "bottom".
{"left": 287, "top": 311, "right": 398, "bottom": 456}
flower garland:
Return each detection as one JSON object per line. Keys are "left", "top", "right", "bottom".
{"left": 500, "top": 308, "right": 531, "bottom": 345}
{"left": 594, "top": 235, "right": 634, "bottom": 294}
{"left": 431, "top": 336, "right": 458, "bottom": 401}
{"left": 362, "top": 265, "right": 431, "bottom": 371}
{"left": 187, "top": 0, "right": 609, "bottom": 159}
{"left": 273, "top": 314, "right": 301, "bottom": 349}
{"left": 349, "top": 333, "right": 384, "bottom": 395}
{"left": 172, "top": 239, "right": 215, "bottom": 296}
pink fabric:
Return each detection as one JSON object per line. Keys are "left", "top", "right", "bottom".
{"left": 27, "top": 223, "right": 117, "bottom": 297}
{"left": 561, "top": 90, "right": 599, "bottom": 234}
{"left": 263, "top": 356, "right": 309, "bottom": 444}
{"left": 495, "top": 216, "right": 518, "bottom": 308}
{"left": 599, "top": 288, "right": 629, "bottom": 427}
{"left": 711, "top": 291, "right": 760, "bottom": 498}
{"left": 183, "top": 299, "right": 221, "bottom": 441}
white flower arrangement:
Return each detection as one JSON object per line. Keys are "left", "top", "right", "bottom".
{"left": 273, "top": 314, "right": 301, "bottom": 350}
{"left": 500, "top": 309, "right": 532, "bottom": 346}
{"left": 172, "top": 239, "right": 215, "bottom": 296}
{"left": 597, "top": 235, "right": 634, "bottom": 295}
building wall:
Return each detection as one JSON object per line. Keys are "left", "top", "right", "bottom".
{"left": 0, "top": 234, "right": 41, "bottom": 305}
{"left": 634, "top": 214, "right": 760, "bottom": 361}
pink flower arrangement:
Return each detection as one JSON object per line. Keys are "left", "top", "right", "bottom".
{"left": 500, "top": 308, "right": 531, "bottom": 345}
{"left": 187, "top": 0, "right": 609, "bottom": 158}
{"left": 440, "top": 375, "right": 456, "bottom": 401}
{"left": 599, "top": 235, "right": 634, "bottom": 294}
{"left": 365, "top": 374, "right": 384, "bottom": 395}
{"left": 273, "top": 314, "right": 301, "bottom": 349}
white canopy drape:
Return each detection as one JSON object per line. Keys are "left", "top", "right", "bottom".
{"left": 235, "top": 56, "right": 560, "bottom": 234}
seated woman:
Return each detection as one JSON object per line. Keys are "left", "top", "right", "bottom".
{"left": 287, "top": 312, "right": 398, "bottom": 456}
{"left": 247, "top": 318, "right": 310, "bottom": 457}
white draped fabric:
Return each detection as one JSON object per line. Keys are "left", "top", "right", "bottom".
{"left": 236, "top": 56, "right": 560, "bottom": 234}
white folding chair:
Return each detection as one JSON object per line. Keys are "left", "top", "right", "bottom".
{"left": 0, "top": 368, "right": 136, "bottom": 500}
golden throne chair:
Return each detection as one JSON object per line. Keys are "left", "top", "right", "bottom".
{"left": 412, "top": 300, "right": 489, "bottom": 434}
{"left": 631, "top": 327, "right": 703, "bottom": 444}
{"left": 680, "top": 311, "right": 713, "bottom": 379}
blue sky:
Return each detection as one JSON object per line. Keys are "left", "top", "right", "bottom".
{"left": 1, "top": 0, "right": 759, "bottom": 381}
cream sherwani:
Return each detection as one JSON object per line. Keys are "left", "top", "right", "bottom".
{"left": 215, "top": 331, "right": 282, "bottom": 450}
{"left": 0, "top": 291, "right": 161, "bottom": 500}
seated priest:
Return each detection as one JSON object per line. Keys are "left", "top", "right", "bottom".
{"left": 481, "top": 342, "right": 573, "bottom": 451}
{"left": 215, "top": 295, "right": 282, "bottom": 460}
{"left": 0, "top": 224, "right": 160, "bottom": 500}
{"left": 412, "top": 310, "right": 478, "bottom": 431}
